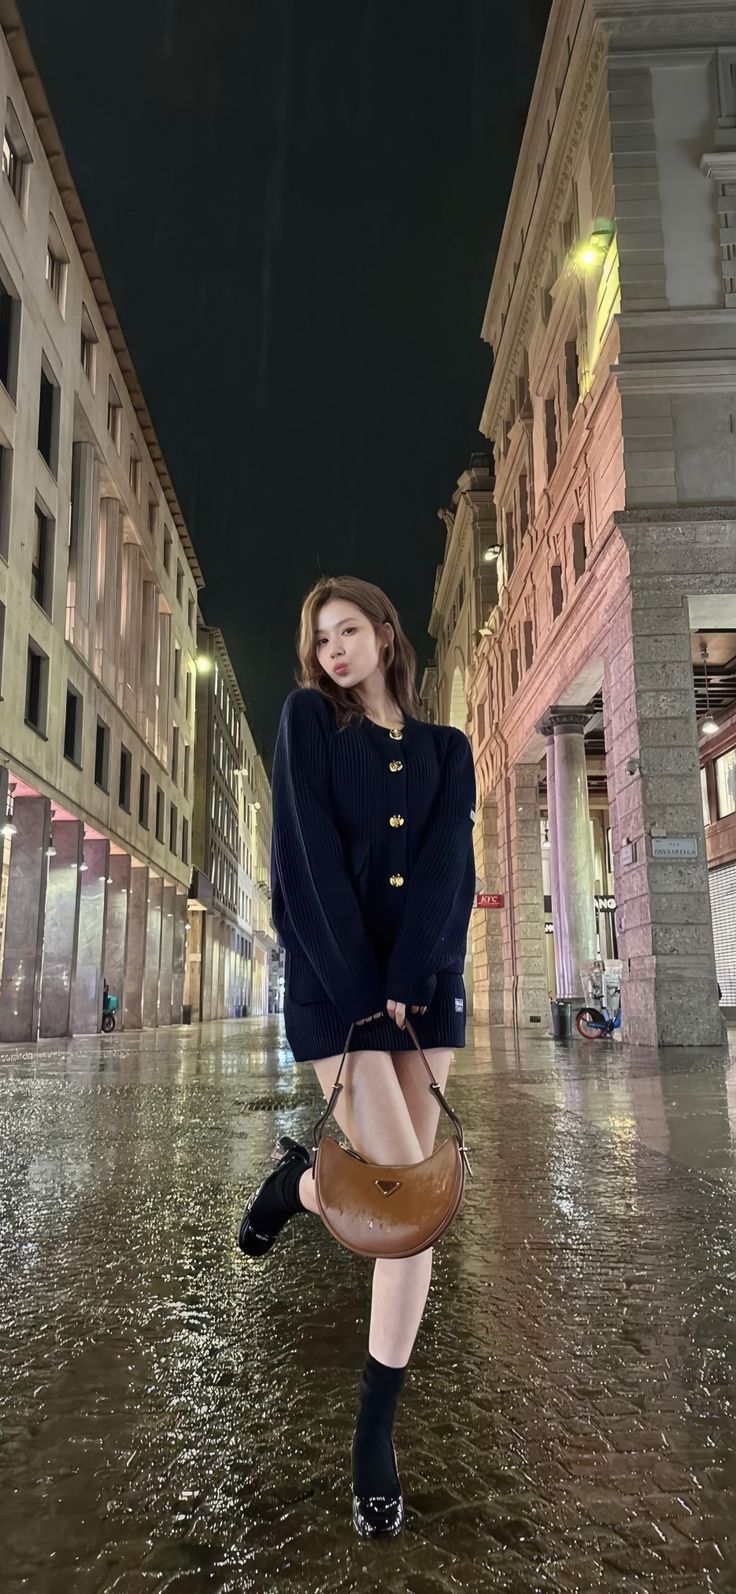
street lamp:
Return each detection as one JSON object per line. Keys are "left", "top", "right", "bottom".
{"left": 700, "top": 641, "right": 720, "bottom": 738}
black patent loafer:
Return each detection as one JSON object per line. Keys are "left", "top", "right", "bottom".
{"left": 237, "top": 1136, "right": 310, "bottom": 1258}
{"left": 352, "top": 1490, "right": 405, "bottom": 1539}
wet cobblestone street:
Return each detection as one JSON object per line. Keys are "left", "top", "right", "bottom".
{"left": 2, "top": 1016, "right": 736, "bottom": 1593}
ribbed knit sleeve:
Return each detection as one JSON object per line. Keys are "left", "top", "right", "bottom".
{"left": 271, "top": 690, "right": 386, "bottom": 1025}
{"left": 386, "top": 730, "right": 476, "bottom": 1008}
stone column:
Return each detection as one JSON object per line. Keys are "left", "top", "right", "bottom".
{"left": 157, "top": 883, "right": 175, "bottom": 1025}
{"left": 171, "top": 890, "right": 187, "bottom": 1023}
{"left": 544, "top": 709, "right": 597, "bottom": 998}
{"left": 70, "top": 838, "right": 109, "bottom": 1034}
{"left": 471, "top": 793, "right": 504, "bottom": 1024}
{"left": 104, "top": 853, "right": 131, "bottom": 1025}
{"left": 542, "top": 724, "right": 564, "bottom": 995}
{"left": 604, "top": 585, "right": 721, "bottom": 1046}
{"left": 497, "top": 764, "right": 550, "bottom": 1032}
{"left": 142, "top": 874, "right": 163, "bottom": 1028}
{"left": 0, "top": 795, "right": 51, "bottom": 1042}
{"left": 40, "top": 818, "right": 82, "bottom": 1038}
{"left": 123, "top": 864, "right": 148, "bottom": 1030}
{"left": 201, "top": 912, "right": 214, "bottom": 1022}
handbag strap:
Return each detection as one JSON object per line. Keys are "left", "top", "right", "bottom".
{"left": 311, "top": 1017, "right": 472, "bottom": 1177}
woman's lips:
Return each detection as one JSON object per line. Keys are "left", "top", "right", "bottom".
{"left": 334, "top": 664, "right": 349, "bottom": 674}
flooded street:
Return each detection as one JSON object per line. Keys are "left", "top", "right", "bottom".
{"left": 2, "top": 1016, "right": 736, "bottom": 1592}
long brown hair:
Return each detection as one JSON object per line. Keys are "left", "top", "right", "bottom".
{"left": 295, "top": 575, "right": 422, "bottom": 729}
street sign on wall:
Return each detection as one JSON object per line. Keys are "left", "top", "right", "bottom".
{"left": 476, "top": 892, "right": 505, "bottom": 909}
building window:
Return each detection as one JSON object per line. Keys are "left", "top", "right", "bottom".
{"left": 182, "top": 815, "right": 189, "bottom": 866}
{"left": 25, "top": 640, "right": 48, "bottom": 733}
{"left": 95, "top": 719, "right": 110, "bottom": 790}
{"left": 45, "top": 220, "right": 68, "bottom": 315}
{"left": 183, "top": 742, "right": 190, "bottom": 798}
{"left": 505, "top": 510, "right": 515, "bottom": 580}
{"left": 176, "top": 560, "right": 184, "bottom": 605}
{"left": 163, "top": 527, "right": 172, "bottom": 574}
{"left": 171, "top": 724, "right": 179, "bottom": 787}
{"left": 551, "top": 563, "right": 564, "bottom": 619}
{"left": 80, "top": 304, "right": 97, "bottom": 388}
{"left": 0, "top": 272, "right": 20, "bottom": 400}
{"left": 477, "top": 699, "right": 486, "bottom": 745}
{"left": 510, "top": 647, "right": 519, "bottom": 696}
{"left": 63, "top": 683, "right": 83, "bottom": 765}
{"left": 565, "top": 339, "right": 580, "bottom": 424}
{"left": 155, "top": 786, "right": 164, "bottom": 842}
{"left": 38, "top": 364, "right": 59, "bottom": 475}
{"left": 118, "top": 744, "right": 132, "bottom": 811}
{"left": 523, "top": 618, "right": 534, "bottom": 672}
{"left": 572, "top": 520, "right": 587, "bottom": 581}
{"left": 129, "top": 442, "right": 141, "bottom": 500}
{"left": 701, "top": 766, "right": 710, "bottom": 828}
{"left": 2, "top": 106, "right": 30, "bottom": 211}
{"left": 139, "top": 768, "right": 150, "bottom": 828}
{"left": 173, "top": 644, "right": 181, "bottom": 703}
{"left": 716, "top": 749, "right": 736, "bottom": 819}
{"left": 518, "top": 472, "right": 529, "bottom": 540}
{"left": 0, "top": 442, "right": 12, "bottom": 561}
{"left": 107, "top": 380, "right": 122, "bottom": 451}
{"left": 148, "top": 492, "right": 158, "bottom": 537}
{"left": 187, "top": 593, "right": 195, "bottom": 634}
{"left": 185, "top": 665, "right": 192, "bottom": 721}
{"left": 169, "top": 802, "right": 178, "bottom": 854}
{"left": 544, "top": 396, "right": 558, "bottom": 479}
{"left": 31, "top": 503, "right": 53, "bottom": 615}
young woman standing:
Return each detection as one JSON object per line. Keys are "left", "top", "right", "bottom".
{"left": 239, "top": 575, "right": 476, "bottom": 1538}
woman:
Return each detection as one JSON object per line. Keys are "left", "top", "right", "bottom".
{"left": 239, "top": 575, "right": 476, "bottom": 1539}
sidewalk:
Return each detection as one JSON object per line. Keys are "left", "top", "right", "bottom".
{"left": 1, "top": 1015, "right": 734, "bottom": 1591}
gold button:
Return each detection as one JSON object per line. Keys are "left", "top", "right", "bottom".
{"left": 389, "top": 727, "right": 403, "bottom": 740}
{"left": 389, "top": 760, "right": 403, "bottom": 773}
{"left": 389, "top": 814, "right": 405, "bottom": 828}
{"left": 389, "top": 874, "right": 405, "bottom": 888}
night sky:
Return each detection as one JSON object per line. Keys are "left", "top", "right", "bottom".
{"left": 19, "top": 0, "right": 550, "bottom": 765}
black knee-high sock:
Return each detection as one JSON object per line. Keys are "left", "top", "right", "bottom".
{"left": 249, "top": 1150, "right": 308, "bottom": 1234}
{"left": 351, "top": 1354, "right": 407, "bottom": 1498}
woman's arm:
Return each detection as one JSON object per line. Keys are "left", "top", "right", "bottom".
{"left": 386, "top": 729, "right": 476, "bottom": 1009}
{"left": 271, "top": 690, "right": 386, "bottom": 1025}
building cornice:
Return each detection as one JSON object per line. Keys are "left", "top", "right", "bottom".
{"left": 0, "top": 0, "right": 205, "bottom": 590}
{"left": 591, "top": 0, "right": 736, "bottom": 46}
{"left": 613, "top": 356, "right": 736, "bottom": 393}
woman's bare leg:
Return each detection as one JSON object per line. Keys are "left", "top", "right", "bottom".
{"left": 297, "top": 1047, "right": 430, "bottom": 1364}
{"left": 364, "top": 1048, "right": 454, "bottom": 1365}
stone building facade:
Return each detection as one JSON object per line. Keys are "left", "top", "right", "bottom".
{"left": 186, "top": 626, "right": 279, "bottom": 1022}
{"left": 0, "top": 9, "right": 204, "bottom": 1039}
{"left": 434, "top": 0, "right": 736, "bottom": 1047}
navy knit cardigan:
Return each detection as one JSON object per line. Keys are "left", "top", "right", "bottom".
{"left": 270, "top": 688, "right": 476, "bottom": 1025}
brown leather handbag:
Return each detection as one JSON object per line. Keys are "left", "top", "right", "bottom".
{"left": 311, "top": 1017, "right": 472, "bottom": 1259}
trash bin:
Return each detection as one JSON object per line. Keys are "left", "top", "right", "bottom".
{"left": 550, "top": 997, "right": 572, "bottom": 1040}
{"left": 182, "top": 1004, "right": 192, "bottom": 1025}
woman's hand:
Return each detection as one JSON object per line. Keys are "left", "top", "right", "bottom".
{"left": 386, "top": 1000, "right": 427, "bottom": 1030}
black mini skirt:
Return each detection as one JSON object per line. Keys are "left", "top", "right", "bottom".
{"left": 283, "top": 971, "right": 467, "bottom": 1063}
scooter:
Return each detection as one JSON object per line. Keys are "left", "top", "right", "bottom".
{"left": 102, "top": 983, "right": 118, "bottom": 1033}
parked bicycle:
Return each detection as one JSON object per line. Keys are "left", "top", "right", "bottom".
{"left": 575, "top": 989, "right": 621, "bottom": 1040}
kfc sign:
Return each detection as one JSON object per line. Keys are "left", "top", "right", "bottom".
{"left": 476, "top": 892, "right": 505, "bottom": 909}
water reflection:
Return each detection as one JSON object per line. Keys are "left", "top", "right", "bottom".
{"left": 1, "top": 1018, "right": 736, "bottom": 1588}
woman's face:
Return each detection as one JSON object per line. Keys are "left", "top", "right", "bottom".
{"left": 315, "top": 601, "right": 389, "bottom": 690}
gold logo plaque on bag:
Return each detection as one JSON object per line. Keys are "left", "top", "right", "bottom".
{"left": 312, "top": 1018, "right": 472, "bottom": 1259}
